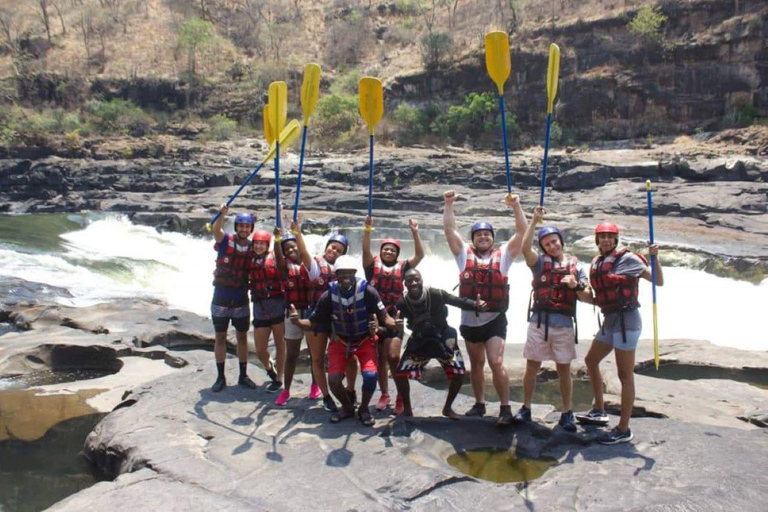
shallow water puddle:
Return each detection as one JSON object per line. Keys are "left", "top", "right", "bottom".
{"left": 636, "top": 363, "right": 768, "bottom": 390}
{"left": 447, "top": 448, "right": 556, "bottom": 484}
{"left": 0, "top": 369, "right": 117, "bottom": 392}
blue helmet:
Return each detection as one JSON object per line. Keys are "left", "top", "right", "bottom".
{"left": 326, "top": 233, "right": 349, "bottom": 254}
{"left": 234, "top": 213, "right": 254, "bottom": 227}
{"left": 470, "top": 221, "right": 494, "bottom": 239}
{"left": 281, "top": 233, "right": 297, "bottom": 249}
{"left": 537, "top": 226, "right": 564, "bottom": 250}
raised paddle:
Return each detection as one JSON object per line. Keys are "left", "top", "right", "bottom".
{"left": 263, "top": 104, "right": 275, "bottom": 145}
{"left": 205, "top": 120, "right": 301, "bottom": 231}
{"left": 359, "top": 76, "right": 383, "bottom": 221}
{"left": 539, "top": 43, "right": 561, "bottom": 207}
{"left": 293, "top": 63, "right": 321, "bottom": 228}
{"left": 646, "top": 179, "right": 660, "bottom": 370}
{"left": 484, "top": 31, "right": 513, "bottom": 195}
{"left": 268, "top": 81, "right": 288, "bottom": 231}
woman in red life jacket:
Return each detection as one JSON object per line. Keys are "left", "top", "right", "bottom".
{"left": 209, "top": 204, "right": 257, "bottom": 393}
{"left": 443, "top": 190, "right": 527, "bottom": 426}
{"left": 517, "top": 206, "right": 592, "bottom": 431}
{"left": 577, "top": 221, "right": 664, "bottom": 445}
{"left": 273, "top": 219, "right": 321, "bottom": 406}
{"left": 362, "top": 216, "right": 424, "bottom": 415}
{"left": 249, "top": 228, "right": 286, "bottom": 393}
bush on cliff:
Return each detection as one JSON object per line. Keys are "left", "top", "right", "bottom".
{"left": 84, "top": 99, "right": 154, "bottom": 137}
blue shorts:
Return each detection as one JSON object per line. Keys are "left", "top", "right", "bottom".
{"left": 251, "top": 296, "right": 285, "bottom": 328}
{"left": 594, "top": 309, "right": 642, "bottom": 351}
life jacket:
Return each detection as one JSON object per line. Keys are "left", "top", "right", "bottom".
{"left": 330, "top": 278, "right": 370, "bottom": 343}
{"left": 310, "top": 256, "right": 335, "bottom": 306}
{"left": 283, "top": 260, "right": 311, "bottom": 310}
{"left": 459, "top": 247, "right": 509, "bottom": 312}
{"left": 212, "top": 235, "right": 252, "bottom": 289}
{"left": 369, "top": 257, "right": 407, "bottom": 312}
{"left": 532, "top": 255, "right": 579, "bottom": 316}
{"left": 249, "top": 251, "right": 284, "bottom": 301}
{"left": 590, "top": 249, "right": 646, "bottom": 314}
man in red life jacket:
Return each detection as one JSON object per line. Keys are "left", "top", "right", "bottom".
{"left": 517, "top": 206, "right": 592, "bottom": 431}
{"left": 210, "top": 204, "right": 257, "bottom": 393}
{"left": 249, "top": 228, "right": 286, "bottom": 394}
{"left": 577, "top": 221, "right": 664, "bottom": 444}
{"left": 443, "top": 190, "right": 527, "bottom": 426}
{"left": 362, "top": 216, "right": 425, "bottom": 415}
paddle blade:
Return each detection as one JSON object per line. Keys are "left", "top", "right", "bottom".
{"left": 359, "top": 77, "right": 384, "bottom": 135}
{"left": 268, "top": 81, "right": 288, "bottom": 135}
{"left": 263, "top": 119, "right": 302, "bottom": 162}
{"left": 485, "top": 31, "right": 511, "bottom": 95}
{"left": 646, "top": 179, "right": 652, "bottom": 191}
{"left": 546, "top": 43, "right": 561, "bottom": 114}
{"left": 263, "top": 104, "right": 275, "bottom": 145}
{"left": 301, "top": 63, "right": 322, "bottom": 126}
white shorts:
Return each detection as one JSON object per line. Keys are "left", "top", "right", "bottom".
{"left": 284, "top": 308, "right": 307, "bottom": 340}
{"left": 523, "top": 322, "right": 577, "bottom": 364}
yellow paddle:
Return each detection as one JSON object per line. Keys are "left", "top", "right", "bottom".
{"left": 484, "top": 31, "right": 514, "bottom": 195}
{"left": 646, "top": 180, "right": 660, "bottom": 369}
{"left": 359, "top": 77, "right": 384, "bottom": 220}
{"left": 293, "top": 63, "right": 322, "bottom": 226}
{"left": 539, "top": 43, "right": 561, "bottom": 207}
{"left": 268, "top": 81, "right": 288, "bottom": 230}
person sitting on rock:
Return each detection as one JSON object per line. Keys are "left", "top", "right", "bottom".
{"left": 362, "top": 216, "right": 425, "bottom": 415}
{"left": 393, "top": 268, "right": 487, "bottom": 419}
{"left": 288, "top": 255, "right": 399, "bottom": 426}
{"left": 249, "top": 227, "right": 286, "bottom": 394}
{"left": 209, "top": 204, "right": 257, "bottom": 393}
{"left": 442, "top": 190, "right": 527, "bottom": 426}
{"left": 515, "top": 206, "right": 592, "bottom": 431}
{"left": 272, "top": 219, "right": 322, "bottom": 407}
{"left": 578, "top": 221, "right": 664, "bottom": 445}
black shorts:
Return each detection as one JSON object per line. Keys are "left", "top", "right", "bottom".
{"left": 460, "top": 313, "right": 507, "bottom": 344}
{"left": 378, "top": 328, "right": 401, "bottom": 342}
{"left": 211, "top": 298, "right": 250, "bottom": 333}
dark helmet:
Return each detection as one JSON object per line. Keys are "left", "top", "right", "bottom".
{"left": 537, "top": 226, "right": 564, "bottom": 251}
{"left": 380, "top": 238, "right": 401, "bottom": 258}
{"left": 234, "top": 213, "right": 255, "bottom": 228}
{"left": 595, "top": 221, "right": 619, "bottom": 245}
{"left": 470, "top": 221, "right": 495, "bottom": 239}
{"left": 326, "top": 233, "right": 349, "bottom": 254}
{"left": 280, "top": 233, "right": 297, "bottom": 249}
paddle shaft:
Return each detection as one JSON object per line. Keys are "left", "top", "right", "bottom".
{"left": 207, "top": 161, "right": 264, "bottom": 226}
{"left": 367, "top": 134, "right": 374, "bottom": 217}
{"left": 275, "top": 141, "right": 282, "bottom": 229}
{"left": 293, "top": 126, "right": 309, "bottom": 223}
{"left": 498, "top": 95, "right": 512, "bottom": 194}
{"left": 539, "top": 113, "right": 552, "bottom": 207}
{"left": 647, "top": 184, "right": 659, "bottom": 369}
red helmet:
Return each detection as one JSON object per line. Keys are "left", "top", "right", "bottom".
{"left": 252, "top": 230, "right": 272, "bottom": 243}
{"left": 595, "top": 222, "right": 619, "bottom": 246}
{"left": 380, "top": 238, "right": 401, "bottom": 257}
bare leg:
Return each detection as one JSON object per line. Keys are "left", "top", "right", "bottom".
{"left": 283, "top": 338, "right": 302, "bottom": 391}
{"left": 556, "top": 362, "right": 573, "bottom": 412}
{"left": 271, "top": 322, "right": 286, "bottom": 381}
{"left": 485, "top": 336, "right": 509, "bottom": 406}
{"left": 329, "top": 373, "right": 353, "bottom": 413}
{"left": 235, "top": 330, "right": 249, "bottom": 362}
{"left": 443, "top": 373, "right": 464, "bottom": 419}
{"left": 377, "top": 340, "right": 389, "bottom": 395}
{"left": 614, "top": 348, "right": 636, "bottom": 431}
{"left": 254, "top": 327, "right": 274, "bottom": 373}
{"left": 522, "top": 359, "right": 542, "bottom": 408}
{"left": 394, "top": 376, "right": 411, "bottom": 416}
{"left": 345, "top": 357, "right": 358, "bottom": 392}
{"left": 464, "top": 341, "right": 487, "bottom": 404}
{"left": 308, "top": 332, "right": 329, "bottom": 395}
{"left": 584, "top": 339, "right": 613, "bottom": 410}
{"left": 387, "top": 336, "right": 402, "bottom": 391}
{"left": 214, "top": 332, "right": 227, "bottom": 364}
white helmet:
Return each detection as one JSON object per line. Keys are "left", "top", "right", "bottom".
{"left": 333, "top": 255, "right": 357, "bottom": 272}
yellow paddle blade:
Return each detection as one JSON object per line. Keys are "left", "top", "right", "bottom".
{"left": 301, "top": 63, "right": 322, "bottom": 127}
{"left": 359, "top": 77, "right": 384, "bottom": 135}
{"left": 485, "top": 31, "right": 511, "bottom": 95}
{"left": 263, "top": 104, "right": 275, "bottom": 145}
{"left": 646, "top": 179, "right": 652, "bottom": 191}
{"left": 268, "top": 81, "right": 288, "bottom": 135}
{"left": 546, "top": 43, "right": 561, "bottom": 114}
{"left": 263, "top": 119, "right": 301, "bottom": 163}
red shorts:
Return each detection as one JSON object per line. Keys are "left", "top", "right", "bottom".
{"left": 327, "top": 336, "right": 378, "bottom": 375}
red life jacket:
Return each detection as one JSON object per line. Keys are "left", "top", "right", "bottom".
{"left": 212, "top": 235, "right": 252, "bottom": 289}
{"left": 459, "top": 247, "right": 509, "bottom": 312}
{"left": 369, "top": 257, "right": 407, "bottom": 312}
{"left": 249, "top": 251, "right": 284, "bottom": 300}
{"left": 532, "top": 255, "right": 579, "bottom": 316}
{"left": 590, "top": 249, "right": 646, "bottom": 314}
{"left": 310, "top": 256, "right": 336, "bottom": 306}
{"left": 284, "top": 260, "right": 312, "bottom": 310}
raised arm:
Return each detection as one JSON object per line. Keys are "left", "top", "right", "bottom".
{"left": 442, "top": 190, "right": 465, "bottom": 256}
{"left": 212, "top": 204, "right": 228, "bottom": 243}
{"left": 273, "top": 226, "right": 286, "bottom": 272}
{"left": 503, "top": 194, "right": 528, "bottom": 260}
{"left": 290, "top": 219, "right": 313, "bottom": 270}
{"left": 521, "top": 206, "right": 545, "bottom": 267}
{"left": 406, "top": 218, "right": 425, "bottom": 268}
{"left": 362, "top": 216, "right": 374, "bottom": 268}
{"left": 641, "top": 244, "right": 664, "bottom": 286}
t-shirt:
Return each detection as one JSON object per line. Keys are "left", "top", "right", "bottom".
{"left": 212, "top": 233, "right": 249, "bottom": 303}
{"left": 455, "top": 243, "right": 512, "bottom": 327}
{"left": 394, "top": 287, "right": 476, "bottom": 340}
{"left": 529, "top": 254, "right": 588, "bottom": 328}
{"left": 308, "top": 280, "right": 388, "bottom": 342}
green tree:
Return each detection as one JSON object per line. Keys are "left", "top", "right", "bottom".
{"left": 629, "top": 5, "right": 667, "bottom": 45}
{"left": 443, "top": 92, "right": 518, "bottom": 144}
{"left": 420, "top": 31, "right": 453, "bottom": 70}
{"left": 313, "top": 93, "right": 358, "bottom": 138}
{"left": 177, "top": 17, "right": 215, "bottom": 76}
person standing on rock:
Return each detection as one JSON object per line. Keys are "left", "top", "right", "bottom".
{"left": 393, "top": 268, "right": 487, "bottom": 419}
{"left": 210, "top": 204, "right": 258, "bottom": 392}
{"left": 578, "top": 222, "right": 664, "bottom": 444}
{"left": 272, "top": 219, "right": 322, "bottom": 407}
{"left": 362, "top": 216, "right": 425, "bottom": 415}
{"left": 443, "top": 190, "right": 527, "bottom": 426}
{"left": 515, "top": 206, "right": 592, "bottom": 431}
{"left": 288, "top": 255, "right": 400, "bottom": 426}
{"left": 249, "top": 228, "right": 286, "bottom": 394}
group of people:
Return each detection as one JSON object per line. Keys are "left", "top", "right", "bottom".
{"left": 209, "top": 190, "right": 663, "bottom": 445}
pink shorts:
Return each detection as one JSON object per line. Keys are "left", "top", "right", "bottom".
{"left": 523, "top": 322, "right": 577, "bottom": 364}
{"left": 327, "top": 336, "right": 378, "bottom": 375}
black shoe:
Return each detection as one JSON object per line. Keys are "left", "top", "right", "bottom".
{"left": 323, "top": 395, "right": 339, "bottom": 413}
{"left": 238, "top": 376, "right": 257, "bottom": 389}
{"left": 513, "top": 405, "right": 532, "bottom": 423}
{"left": 266, "top": 380, "right": 282, "bottom": 393}
{"left": 212, "top": 376, "right": 226, "bottom": 393}
{"left": 265, "top": 359, "right": 278, "bottom": 382}
{"left": 596, "top": 427, "right": 633, "bottom": 445}
{"left": 576, "top": 408, "right": 609, "bottom": 426}
{"left": 465, "top": 402, "right": 486, "bottom": 417}
{"left": 559, "top": 410, "right": 577, "bottom": 432}
{"left": 496, "top": 405, "right": 513, "bottom": 427}
{"left": 346, "top": 389, "right": 357, "bottom": 407}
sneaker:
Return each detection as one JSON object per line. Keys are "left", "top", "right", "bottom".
{"left": 559, "top": 410, "right": 577, "bottom": 432}
{"left": 576, "top": 408, "right": 609, "bottom": 426}
{"left": 265, "top": 359, "right": 278, "bottom": 382}
{"left": 238, "top": 376, "right": 258, "bottom": 389}
{"left": 347, "top": 389, "right": 357, "bottom": 407}
{"left": 376, "top": 393, "right": 391, "bottom": 411}
{"left": 513, "top": 405, "right": 532, "bottom": 423}
{"left": 596, "top": 427, "right": 633, "bottom": 445}
{"left": 394, "top": 396, "right": 405, "bottom": 416}
{"left": 275, "top": 389, "right": 290, "bottom": 406}
{"left": 465, "top": 402, "right": 486, "bottom": 417}
{"left": 323, "top": 395, "right": 339, "bottom": 413}
{"left": 308, "top": 383, "right": 322, "bottom": 400}
{"left": 266, "top": 380, "right": 282, "bottom": 393}
{"left": 211, "top": 376, "right": 226, "bottom": 393}
{"left": 496, "top": 405, "right": 513, "bottom": 427}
